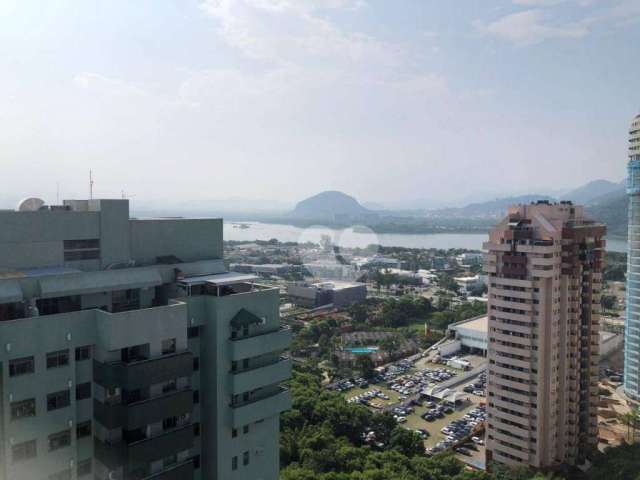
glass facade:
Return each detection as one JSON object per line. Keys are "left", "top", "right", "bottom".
{"left": 625, "top": 117, "right": 640, "bottom": 399}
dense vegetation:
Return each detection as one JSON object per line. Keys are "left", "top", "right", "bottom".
{"left": 281, "top": 364, "right": 630, "bottom": 480}
{"left": 588, "top": 443, "right": 640, "bottom": 480}
{"left": 604, "top": 251, "right": 626, "bottom": 282}
{"left": 281, "top": 363, "right": 491, "bottom": 480}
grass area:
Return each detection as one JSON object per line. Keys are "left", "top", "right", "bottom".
{"left": 403, "top": 400, "right": 476, "bottom": 448}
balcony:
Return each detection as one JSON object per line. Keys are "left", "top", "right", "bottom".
{"left": 231, "top": 386, "right": 291, "bottom": 428}
{"left": 95, "top": 424, "right": 194, "bottom": 470}
{"left": 232, "top": 356, "right": 292, "bottom": 394}
{"left": 142, "top": 461, "right": 194, "bottom": 480}
{"left": 94, "top": 388, "right": 193, "bottom": 430}
{"left": 94, "top": 351, "right": 193, "bottom": 389}
{"left": 230, "top": 325, "right": 292, "bottom": 361}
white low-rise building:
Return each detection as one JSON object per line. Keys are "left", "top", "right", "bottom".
{"left": 447, "top": 315, "right": 488, "bottom": 356}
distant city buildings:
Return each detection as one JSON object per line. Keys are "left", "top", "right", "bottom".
{"left": 484, "top": 201, "right": 605, "bottom": 469}
{"left": 353, "top": 255, "right": 404, "bottom": 270}
{"left": 230, "top": 263, "right": 299, "bottom": 277}
{"left": 0, "top": 199, "right": 290, "bottom": 480}
{"left": 625, "top": 112, "right": 640, "bottom": 401}
{"left": 456, "top": 252, "right": 484, "bottom": 266}
{"left": 287, "top": 281, "right": 367, "bottom": 308}
{"left": 453, "top": 275, "right": 483, "bottom": 295}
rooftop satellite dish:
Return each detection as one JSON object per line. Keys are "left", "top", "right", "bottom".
{"left": 17, "top": 197, "right": 45, "bottom": 212}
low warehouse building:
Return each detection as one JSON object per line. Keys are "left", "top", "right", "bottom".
{"left": 287, "top": 281, "right": 367, "bottom": 308}
{"left": 447, "top": 315, "right": 488, "bottom": 357}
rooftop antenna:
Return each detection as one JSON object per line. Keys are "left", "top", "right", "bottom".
{"left": 56, "top": 181, "right": 60, "bottom": 204}
{"left": 89, "top": 170, "right": 94, "bottom": 200}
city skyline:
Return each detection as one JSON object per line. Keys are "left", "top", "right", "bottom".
{"left": 0, "top": 1, "right": 637, "bottom": 207}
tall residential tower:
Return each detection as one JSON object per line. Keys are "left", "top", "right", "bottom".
{"left": 0, "top": 199, "right": 291, "bottom": 480}
{"left": 625, "top": 112, "right": 640, "bottom": 400}
{"left": 484, "top": 202, "right": 605, "bottom": 469}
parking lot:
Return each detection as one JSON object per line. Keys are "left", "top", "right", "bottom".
{"left": 336, "top": 357, "right": 488, "bottom": 458}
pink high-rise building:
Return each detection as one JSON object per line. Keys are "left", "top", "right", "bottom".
{"left": 484, "top": 201, "right": 605, "bottom": 469}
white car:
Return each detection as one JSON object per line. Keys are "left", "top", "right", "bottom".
{"left": 396, "top": 416, "right": 407, "bottom": 423}
{"left": 472, "top": 436, "right": 484, "bottom": 445}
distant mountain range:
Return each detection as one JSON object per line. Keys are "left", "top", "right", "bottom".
{"left": 584, "top": 185, "right": 627, "bottom": 237}
{"left": 561, "top": 179, "right": 624, "bottom": 205}
{"left": 286, "top": 179, "right": 628, "bottom": 237}
{"left": 426, "top": 195, "right": 555, "bottom": 219}
{"left": 290, "top": 191, "right": 375, "bottom": 221}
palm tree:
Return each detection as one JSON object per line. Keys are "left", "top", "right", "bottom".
{"left": 619, "top": 410, "right": 640, "bottom": 443}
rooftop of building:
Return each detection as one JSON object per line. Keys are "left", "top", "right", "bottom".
{"left": 311, "top": 280, "right": 365, "bottom": 290}
{"left": 448, "top": 315, "right": 488, "bottom": 334}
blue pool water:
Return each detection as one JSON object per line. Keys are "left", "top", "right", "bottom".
{"left": 349, "top": 347, "right": 379, "bottom": 354}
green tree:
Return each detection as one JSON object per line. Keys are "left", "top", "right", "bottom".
{"left": 355, "top": 355, "right": 375, "bottom": 379}
{"left": 389, "top": 427, "right": 424, "bottom": 457}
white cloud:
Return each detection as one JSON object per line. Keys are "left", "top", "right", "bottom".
{"left": 73, "top": 72, "right": 149, "bottom": 98}
{"left": 479, "top": 0, "right": 640, "bottom": 45}
{"left": 200, "top": 0, "right": 400, "bottom": 68}
{"left": 513, "top": 0, "right": 566, "bottom": 6}
{"left": 475, "top": 9, "right": 589, "bottom": 45}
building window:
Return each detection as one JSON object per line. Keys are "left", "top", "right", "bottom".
{"left": 77, "top": 459, "right": 92, "bottom": 477}
{"left": 161, "top": 338, "right": 176, "bottom": 355}
{"left": 12, "top": 439, "right": 36, "bottom": 463}
{"left": 47, "top": 390, "right": 71, "bottom": 411}
{"left": 48, "top": 469, "right": 72, "bottom": 480}
{"left": 194, "top": 423, "right": 200, "bottom": 437}
{"left": 232, "top": 456, "right": 238, "bottom": 471}
{"left": 164, "top": 454, "right": 178, "bottom": 468}
{"left": 121, "top": 344, "right": 147, "bottom": 363}
{"left": 243, "top": 425, "right": 249, "bottom": 434}
{"left": 11, "top": 398, "right": 36, "bottom": 420}
{"left": 48, "top": 429, "right": 71, "bottom": 452}
{"left": 9, "top": 356, "right": 34, "bottom": 377}
{"left": 187, "top": 326, "right": 200, "bottom": 338}
{"left": 76, "top": 382, "right": 92, "bottom": 401}
{"left": 163, "top": 416, "right": 178, "bottom": 431}
{"left": 46, "top": 349, "right": 70, "bottom": 369}
{"left": 193, "top": 454, "right": 201, "bottom": 469}
{"left": 243, "top": 451, "right": 250, "bottom": 466}
{"left": 194, "top": 390, "right": 200, "bottom": 404}
{"left": 162, "top": 379, "right": 177, "bottom": 394}
{"left": 77, "top": 421, "right": 92, "bottom": 439}
{"left": 112, "top": 289, "right": 140, "bottom": 313}
{"left": 63, "top": 239, "right": 100, "bottom": 261}
{"left": 75, "top": 345, "right": 92, "bottom": 361}
{"left": 232, "top": 428, "right": 238, "bottom": 438}
{"left": 193, "top": 357, "right": 200, "bottom": 371}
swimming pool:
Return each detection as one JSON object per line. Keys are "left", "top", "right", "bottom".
{"left": 348, "top": 347, "right": 379, "bottom": 354}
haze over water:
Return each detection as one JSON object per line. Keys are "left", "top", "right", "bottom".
{"left": 223, "top": 222, "right": 627, "bottom": 253}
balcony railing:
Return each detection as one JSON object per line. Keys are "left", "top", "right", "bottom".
{"left": 230, "top": 325, "right": 292, "bottom": 361}
{"left": 94, "top": 351, "right": 193, "bottom": 389}
{"left": 231, "top": 386, "right": 291, "bottom": 427}
{"left": 231, "top": 356, "right": 292, "bottom": 394}
{"left": 94, "top": 388, "right": 193, "bottom": 430}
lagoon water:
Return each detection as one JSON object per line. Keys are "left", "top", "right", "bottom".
{"left": 224, "top": 222, "right": 627, "bottom": 253}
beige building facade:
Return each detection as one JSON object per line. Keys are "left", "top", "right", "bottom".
{"left": 484, "top": 201, "right": 605, "bottom": 469}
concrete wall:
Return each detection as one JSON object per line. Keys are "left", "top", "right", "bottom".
{"left": 0, "top": 211, "right": 100, "bottom": 270}
{"left": 130, "top": 219, "right": 223, "bottom": 266}
{"left": 187, "top": 288, "right": 282, "bottom": 480}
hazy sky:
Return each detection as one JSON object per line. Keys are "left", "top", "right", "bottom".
{"left": 0, "top": 0, "right": 638, "bottom": 210}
